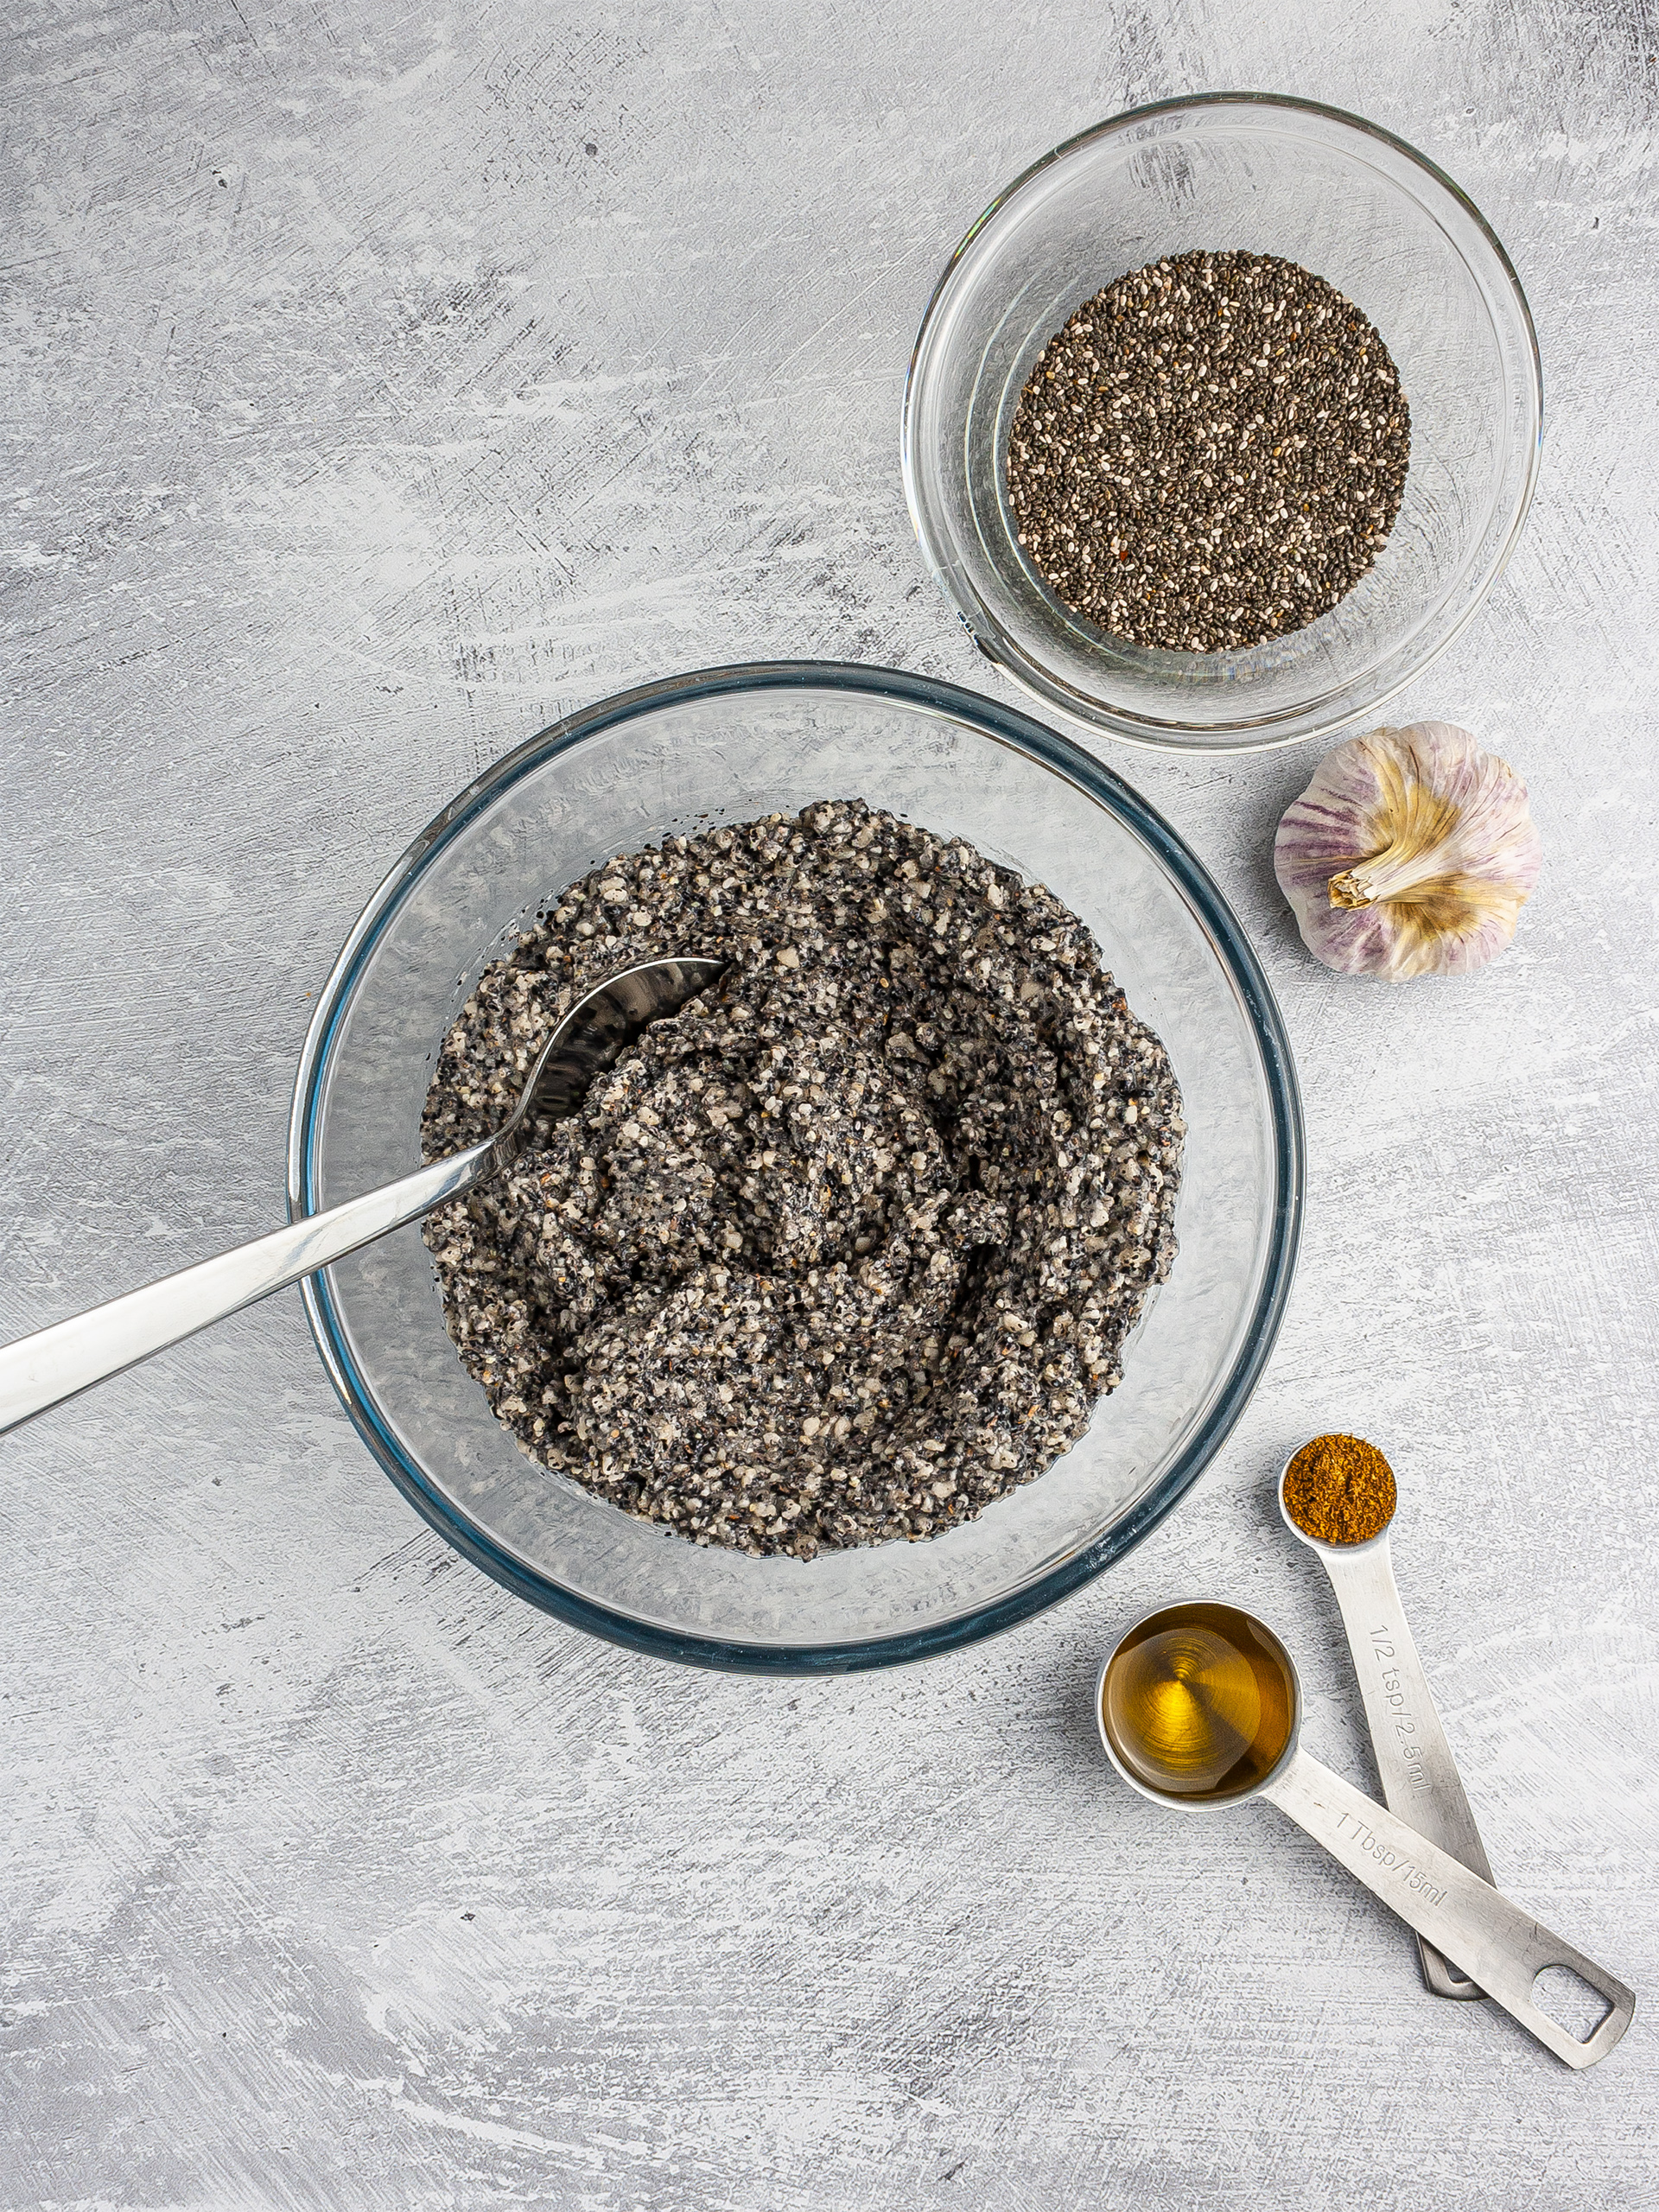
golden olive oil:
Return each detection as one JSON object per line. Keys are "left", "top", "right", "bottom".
{"left": 1103, "top": 1602, "right": 1295, "bottom": 1802}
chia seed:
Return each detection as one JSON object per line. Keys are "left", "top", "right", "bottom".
{"left": 421, "top": 799, "right": 1183, "bottom": 1560}
{"left": 1007, "top": 248, "right": 1411, "bottom": 653}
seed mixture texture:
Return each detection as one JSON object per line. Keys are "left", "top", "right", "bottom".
{"left": 422, "top": 801, "right": 1183, "bottom": 1558}
{"left": 1007, "top": 249, "right": 1411, "bottom": 652}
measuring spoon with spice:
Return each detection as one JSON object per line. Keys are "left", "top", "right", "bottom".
{"left": 1095, "top": 1601, "right": 1634, "bottom": 2069}
{"left": 1279, "top": 1433, "right": 1493, "bottom": 1999}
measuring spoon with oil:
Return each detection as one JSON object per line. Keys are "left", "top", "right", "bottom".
{"left": 1095, "top": 1601, "right": 1634, "bottom": 2070}
{"left": 1278, "top": 1444, "right": 1492, "bottom": 1999}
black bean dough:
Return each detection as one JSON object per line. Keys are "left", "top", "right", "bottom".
{"left": 421, "top": 800, "right": 1183, "bottom": 1558}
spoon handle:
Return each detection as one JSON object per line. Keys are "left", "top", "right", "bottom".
{"left": 1320, "top": 1537, "right": 1493, "bottom": 1999}
{"left": 1263, "top": 1749, "right": 1633, "bottom": 2069}
{"left": 0, "top": 1140, "right": 493, "bottom": 1435}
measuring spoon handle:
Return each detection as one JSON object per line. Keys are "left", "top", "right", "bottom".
{"left": 1264, "top": 1749, "right": 1633, "bottom": 2069}
{"left": 1322, "top": 1537, "right": 1492, "bottom": 1998}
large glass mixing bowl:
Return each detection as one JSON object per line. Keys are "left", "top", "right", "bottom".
{"left": 288, "top": 665, "right": 1302, "bottom": 1670}
{"left": 903, "top": 94, "right": 1542, "bottom": 753}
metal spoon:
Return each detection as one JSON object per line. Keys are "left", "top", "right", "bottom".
{"left": 1096, "top": 1600, "right": 1635, "bottom": 2071}
{"left": 1278, "top": 1448, "right": 1493, "bottom": 1999}
{"left": 0, "top": 955, "right": 726, "bottom": 1435}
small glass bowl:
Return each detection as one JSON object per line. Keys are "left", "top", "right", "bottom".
{"left": 288, "top": 664, "right": 1303, "bottom": 1672}
{"left": 902, "top": 93, "right": 1542, "bottom": 753}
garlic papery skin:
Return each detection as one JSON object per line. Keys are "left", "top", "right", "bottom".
{"left": 1274, "top": 722, "right": 1542, "bottom": 981}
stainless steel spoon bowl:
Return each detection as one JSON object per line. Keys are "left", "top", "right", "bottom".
{"left": 1278, "top": 1446, "right": 1492, "bottom": 1999}
{"left": 0, "top": 955, "right": 725, "bottom": 1435}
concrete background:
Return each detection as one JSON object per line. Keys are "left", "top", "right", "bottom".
{"left": 3, "top": 1, "right": 1656, "bottom": 2204}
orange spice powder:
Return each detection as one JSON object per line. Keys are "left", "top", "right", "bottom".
{"left": 1283, "top": 1433, "right": 1397, "bottom": 1546}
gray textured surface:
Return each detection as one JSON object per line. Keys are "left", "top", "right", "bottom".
{"left": 3, "top": 2, "right": 1656, "bottom": 2204}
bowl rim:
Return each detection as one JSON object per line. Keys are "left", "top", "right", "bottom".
{"left": 900, "top": 90, "right": 1545, "bottom": 756}
{"left": 287, "top": 659, "right": 1305, "bottom": 1673}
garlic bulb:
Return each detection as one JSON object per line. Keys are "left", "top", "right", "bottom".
{"left": 1274, "top": 722, "right": 1541, "bottom": 981}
